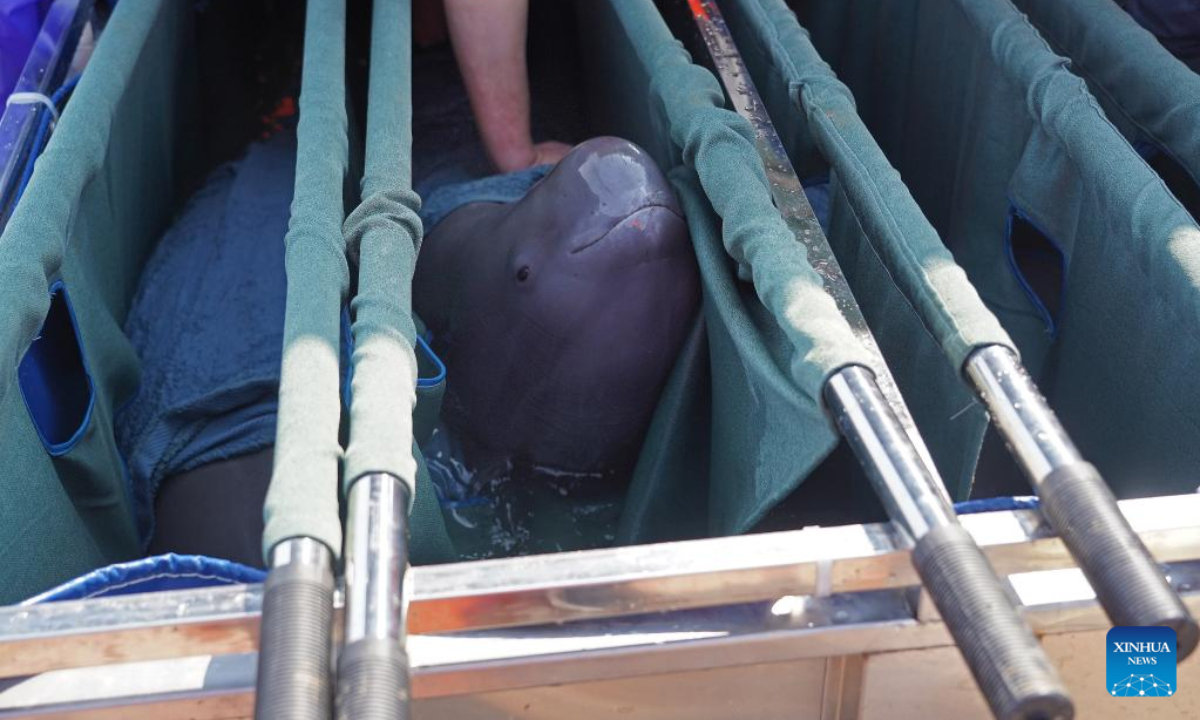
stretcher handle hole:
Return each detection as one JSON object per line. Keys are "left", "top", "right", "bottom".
{"left": 17, "top": 281, "right": 95, "bottom": 455}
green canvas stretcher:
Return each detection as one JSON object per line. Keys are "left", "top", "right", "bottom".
{"left": 0, "top": 0, "right": 191, "bottom": 601}
{"left": 718, "top": 0, "right": 1016, "bottom": 507}
{"left": 1011, "top": 0, "right": 1200, "bottom": 219}
{"left": 789, "top": 0, "right": 1200, "bottom": 500}
{"left": 12, "top": 0, "right": 1197, "bottom": 605}
{"left": 293, "top": 0, "right": 904, "bottom": 557}
{"left": 352, "top": 0, "right": 894, "bottom": 555}
{"left": 0, "top": 0, "right": 884, "bottom": 598}
{"left": 573, "top": 0, "right": 897, "bottom": 545}
{"left": 0, "top": 0, "right": 376, "bottom": 600}
{"left": 3, "top": 2, "right": 1200, "bottom": 714}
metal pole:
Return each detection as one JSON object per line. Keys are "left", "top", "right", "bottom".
{"left": 337, "top": 473, "right": 411, "bottom": 720}
{"left": 967, "top": 345, "right": 1198, "bottom": 658}
{"left": 825, "top": 367, "right": 955, "bottom": 543}
{"left": 824, "top": 365, "right": 1071, "bottom": 720}
{"left": 255, "top": 537, "right": 336, "bottom": 720}
{"left": 255, "top": 0, "right": 351, "bottom": 714}
{"left": 966, "top": 346, "right": 1081, "bottom": 480}
{"left": 682, "top": 3, "right": 1072, "bottom": 716}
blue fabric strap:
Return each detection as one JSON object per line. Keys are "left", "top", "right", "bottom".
{"left": 24, "top": 553, "right": 265, "bottom": 603}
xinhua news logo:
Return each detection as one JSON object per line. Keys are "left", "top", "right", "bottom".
{"left": 1107, "top": 626, "right": 1177, "bottom": 698}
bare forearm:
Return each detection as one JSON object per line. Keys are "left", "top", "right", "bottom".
{"left": 444, "top": 0, "right": 534, "bottom": 172}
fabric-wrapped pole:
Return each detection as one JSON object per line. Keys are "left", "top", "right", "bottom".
{"left": 723, "top": 0, "right": 1014, "bottom": 372}
{"left": 256, "top": 0, "right": 351, "bottom": 717}
{"left": 338, "top": 0, "right": 422, "bottom": 716}
{"left": 342, "top": 0, "right": 422, "bottom": 496}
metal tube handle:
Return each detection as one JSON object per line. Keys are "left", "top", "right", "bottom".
{"left": 1038, "top": 462, "right": 1199, "bottom": 658}
{"left": 336, "top": 638, "right": 410, "bottom": 720}
{"left": 966, "top": 345, "right": 1198, "bottom": 659}
{"left": 255, "top": 538, "right": 335, "bottom": 720}
{"left": 336, "top": 474, "right": 411, "bottom": 720}
{"left": 913, "top": 524, "right": 1073, "bottom": 720}
{"left": 827, "top": 366, "right": 1071, "bottom": 719}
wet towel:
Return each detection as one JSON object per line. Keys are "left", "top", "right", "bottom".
{"left": 116, "top": 130, "right": 296, "bottom": 544}
{"left": 419, "top": 169, "right": 828, "bottom": 235}
{"left": 419, "top": 165, "right": 550, "bottom": 230}
{"left": 116, "top": 127, "right": 565, "bottom": 546}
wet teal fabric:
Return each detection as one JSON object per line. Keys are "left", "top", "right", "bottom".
{"left": 794, "top": 0, "right": 1200, "bottom": 499}
{"left": 576, "top": 0, "right": 877, "bottom": 542}
{"left": 0, "top": 0, "right": 188, "bottom": 601}
{"left": 1011, "top": 0, "right": 1200, "bottom": 212}
{"left": 723, "top": 0, "right": 1016, "bottom": 500}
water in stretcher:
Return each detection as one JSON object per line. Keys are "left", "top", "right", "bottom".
{"left": 423, "top": 423, "right": 622, "bottom": 560}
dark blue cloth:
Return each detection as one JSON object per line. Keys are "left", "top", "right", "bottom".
{"left": 25, "top": 492, "right": 1034, "bottom": 603}
{"left": 1120, "top": 0, "right": 1200, "bottom": 67}
{"left": 116, "top": 131, "right": 297, "bottom": 544}
{"left": 23, "top": 553, "right": 264, "bottom": 603}
{"left": 954, "top": 496, "right": 1040, "bottom": 514}
{"left": 804, "top": 178, "right": 831, "bottom": 235}
{"left": 115, "top": 126, "right": 542, "bottom": 547}
{"left": 419, "top": 165, "right": 551, "bottom": 230}
{"left": 22, "top": 491, "right": 1035, "bottom": 604}
{"left": 420, "top": 173, "right": 829, "bottom": 235}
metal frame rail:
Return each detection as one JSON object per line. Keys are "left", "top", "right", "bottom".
{"left": 0, "top": 494, "right": 1196, "bottom": 718}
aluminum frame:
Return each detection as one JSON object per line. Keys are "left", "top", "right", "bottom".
{"left": 0, "top": 493, "right": 1196, "bottom": 718}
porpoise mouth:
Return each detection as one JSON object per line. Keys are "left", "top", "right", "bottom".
{"left": 569, "top": 203, "right": 687, "bottom": 255}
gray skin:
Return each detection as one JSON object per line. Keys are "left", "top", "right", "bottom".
{"left": 414, "top": 137, "right": 700, "bottom": 479}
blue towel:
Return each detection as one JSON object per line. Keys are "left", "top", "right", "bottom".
{"left": 420, "top": 168, "right": 829, "bottom": 235}
{"left": 419, "top": 165, "right": 551, "bottom": 230}
{"left": 116, "top": 130, "right": 297, "bottom": 544}
{"left": 23, "top": 553, "right": 265, "bottom": 603}
{"left": 117, "top": 127, "right": 552, "bottom": 545}
{"left": 421, "top": 172, "right": 827, "bottom": 235}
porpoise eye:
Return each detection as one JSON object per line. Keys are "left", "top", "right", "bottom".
{"left": 516, "top": 266, "right": 531, "bottom": 282}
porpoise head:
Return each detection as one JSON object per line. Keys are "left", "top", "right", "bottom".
{"left": 415, "top": 137, "right": 699, "bottom": 479}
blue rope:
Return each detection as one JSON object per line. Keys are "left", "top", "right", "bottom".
{"left": 954, "top": 496, "right": 1041, "bottom": 515}
{"left": 14, "top": 74, "right": 82, "bottom": 202}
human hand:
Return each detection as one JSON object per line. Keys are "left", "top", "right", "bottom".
{"left": 531, "top": 141, "right": 572, "bottom": 167}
